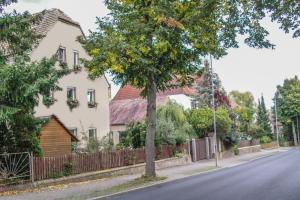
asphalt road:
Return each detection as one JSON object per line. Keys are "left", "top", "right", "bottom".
{"left": 103, "top": 148, "right": 300, "bottom": 200}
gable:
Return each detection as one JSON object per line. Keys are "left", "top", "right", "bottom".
{"left": 30, "top": 20, "right": 88, "bottom": 62}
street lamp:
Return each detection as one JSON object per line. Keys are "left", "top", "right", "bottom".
{"left": 209, "top": 55, "right": 219, "bottom": 167}
{"left": 274, "top": 91, "right": 281, "bottom": 148}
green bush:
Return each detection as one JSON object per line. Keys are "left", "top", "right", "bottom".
{"left": 260, "top": 135, "right": 272, "bottom": 144}
{"left": 279, "top": 135, "right": 288, "bottom": 146}
{"left": 63, "top": 163, "right": 73, "bottom": 176}
{"left": 120, "top": 101, "right": 194, "bottom": 148}
{"left": 231, "top": 145, "right": 239, "bottom": 155}
{"left": 222, "top": 133, "right": 238, "bottom": 149}
{"left": 120, "top": 122, "right": 146, "bottom": 148}
{"left": 190, "top": 106, "right": 232, "bottom": 138}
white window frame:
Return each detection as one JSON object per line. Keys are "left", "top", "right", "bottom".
{"left": 87, "top": 89, "right": 95, "bottom": 104}
{"left": 67, "top": 87, "right": 76, "bottom": 100}
{"left": 57, "top": 46, "right": 66, "bottom": 62}
{"left": 73, "top": 50, "right": 79, "bottom": 67}
{"left": 88, "top": 128, "right": 97, "bottom": 139}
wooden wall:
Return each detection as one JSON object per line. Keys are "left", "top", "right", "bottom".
{"left": 39, "top": 118, "right": 72, "bottom": 157}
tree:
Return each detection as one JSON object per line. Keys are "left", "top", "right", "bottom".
{"left": 192, "top": 62, "right": 230, "bottom": 109}
{"left": 264, "top": 0, "right": 300, "bottom": 38}
{"left": 81, "top": 0, "right": 274, "bottom": 177}
{"left": 0, "top": 0, "right": 17, "bottom": 12}
{"left": 256, "top": 95, "right": 272, "bottom": 137}
{"left": 190, "top": 106, "right": 213, "bottom": 138}
{"left": 275, "top": 76, "right": 300, "bottom": 144}
{"left": 0, "top": 2, "right": 69, "bottom": 154}
{"left": 156, "top": 101, "right": 194, "bottom": 145}
{"left": 120, "top": 101, "right": 193, "bottom": 148}
{"left": 216, "top": 107, "right": 232, "bottom": 137}
{"left": 120, "top": 122, "right": 147, "bottom": 149}
{"left": 190, "top": 106, "right": 232, "bottom": 139}
{"left": 229, "top": 91, "right": 255, "bottom": 133}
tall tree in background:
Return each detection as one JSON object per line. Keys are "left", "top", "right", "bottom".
{"left": 275, "top": 76, "right": 300, "bottom": 145}
{"left": 82, "top": 0, "right": 274, "bottom": 177}
{"left": 0, "top": 1, "right": 69, "bottom": 154}
{"left": 256, "top": 95, "right": 272, "bottom": 136}
{"left": 229, "top": 91, "right": 255, "bottom": 133}
{"left": 192, "top": 62, "right": 230, "bottom": 109}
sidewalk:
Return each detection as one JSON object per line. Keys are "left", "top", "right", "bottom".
{"left": 0, "top": 147, "right": 292, "bottom": 200}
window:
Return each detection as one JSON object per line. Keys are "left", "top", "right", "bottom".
{"left": 88, "top": 128, "right": 97, "bottom": 139}
{"left": 87, "top": 89, "right": 95, "bottom": 104}
{"left": 57, "top": 47, "right": 66, "bottom": 62}
{"left": 191, "top": 99, "right": 199, "bottom": 109}
{"left": 69, "top": 128, "right": 77, "bottom": 137}
{"left": 73, "top": 50, "right": 79, "bottom": 66}
{"left": 67, "top": 87, "right": 76, "bottom": 100}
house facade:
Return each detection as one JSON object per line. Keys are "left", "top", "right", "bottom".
{"left": 32, "top": 9, "right": 110, "bottom": 147}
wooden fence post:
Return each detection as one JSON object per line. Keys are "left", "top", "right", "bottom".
{"left": 191, "top": 139, "right": 197, "bottom": 162}
{"left": 205, "top": 137, "right": 210, "bottom": 159}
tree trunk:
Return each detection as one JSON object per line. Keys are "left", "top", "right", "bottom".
{"left": 296, "top": 116, "right": 300, "bottom": 144}
{"left": 292, "top": 119, "right": 298, "bottom": 146}
{"left": 145, "top": 72, "right": 157, "bottom": 177}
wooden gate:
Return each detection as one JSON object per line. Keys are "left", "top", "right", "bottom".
{"left": 195, "top": 139, "right": 206, "bottom": 161}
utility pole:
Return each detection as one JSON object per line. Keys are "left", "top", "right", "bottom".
{"left": 274, "top": 92, "right": 280, "bottom": 148}
{"left": 209, "top": 55, "right": 219, "bottom": 167}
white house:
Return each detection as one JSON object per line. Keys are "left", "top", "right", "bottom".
{"left": 31, "top": 9, "right": 110, "bottom": 147}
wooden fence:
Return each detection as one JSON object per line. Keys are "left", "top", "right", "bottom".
{"left": 32, "top": 144, "right": 187, "bottom": 181}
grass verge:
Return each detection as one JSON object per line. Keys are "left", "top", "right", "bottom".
{"left": 65, "top": 176, "right": 168, "bottom": 200}
{"left": 183, "top": 166, "right": 218, "bottom": 176}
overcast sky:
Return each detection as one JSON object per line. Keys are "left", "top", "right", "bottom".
{"left": 6, "top": 0, "right": 300, "bottom": 108}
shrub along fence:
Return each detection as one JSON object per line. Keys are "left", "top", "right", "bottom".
{"left": 32, "top": 144, "right": 187, "bottom": 181}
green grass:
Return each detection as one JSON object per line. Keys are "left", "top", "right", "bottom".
{"left": 63, "top": 176, "right": 168, "bottom": 200}
{"left": 183, "top": 166, "right": 218, "bottom": 176}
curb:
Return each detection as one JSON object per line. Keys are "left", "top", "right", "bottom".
{"left": 89, "top": 150, "right": 284, "bottom": 200}
{"left": 88, "top": 167, "right": 222, "bottom": 200}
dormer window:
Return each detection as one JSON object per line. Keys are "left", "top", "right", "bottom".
{"left": 57, "top": 47, "right": 66, "bottom": 62}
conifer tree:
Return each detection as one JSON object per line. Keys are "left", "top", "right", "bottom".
{"left": 192, "top": 61, "right": 229, "bottom": 109}
{"left": 256, "top": 95, "right": 272, "bottom": 136}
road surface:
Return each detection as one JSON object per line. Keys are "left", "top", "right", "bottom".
{"left": 102, "top": 148, "right": 300, "bottom": 200}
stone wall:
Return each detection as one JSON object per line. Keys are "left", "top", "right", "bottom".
{"left": 261, "top": 142, "right": 278, "bottom": 149}
{"left": 238, "top": 145, "right": 261, "bottom": 155}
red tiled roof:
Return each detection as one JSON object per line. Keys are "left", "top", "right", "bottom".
{"left": 113, "top": 76, "right": 203, "bottom": 101}
{"left": 110, "top": 96, "right": 169, "bottom": 125}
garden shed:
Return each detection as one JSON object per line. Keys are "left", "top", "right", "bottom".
{"left": 39, "top": 115, "right": 78, "bottom": 157}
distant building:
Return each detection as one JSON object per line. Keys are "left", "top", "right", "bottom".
{"left": 31, "top": 9, "right": 110, "bottom": 147}
{"left": 110, "top": 77, "right": 202, "bottom": 143}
